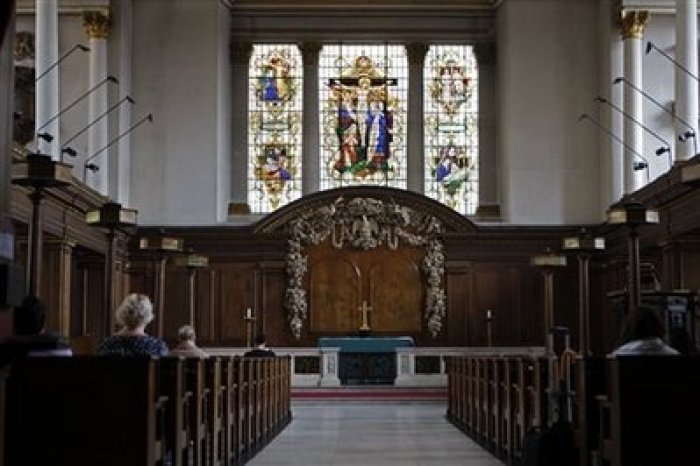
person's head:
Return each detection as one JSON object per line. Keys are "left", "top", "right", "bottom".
{"left": 177, "top": 324, "right": 196, "bottom": 343}
{"left": 115, "top": 293, "right": 154, "bottom": 331}
{"left": 254, "top": 334, "right": 267, "bottom": 347}
{"left": 13, "top": 295, "right": 46, "bottom": 336}
{"left": 620, "top": 306, "right": 665, "bottom": 343}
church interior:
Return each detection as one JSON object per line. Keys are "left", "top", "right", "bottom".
{"left": 1, "top": 0, "right": 700, "bottom": 465}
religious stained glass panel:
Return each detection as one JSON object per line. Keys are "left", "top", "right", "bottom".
{"left": 248, "top": 44, "right": 302, "bottom": 213}
{"left": 319, "top": 45, "right": 407, "bottom": 190}
{"left": 424, "top": 45, "right": 479, "bottom": 214}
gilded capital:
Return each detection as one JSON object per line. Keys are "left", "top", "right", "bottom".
{"left": 83, "top": 10, "right": 111, "bottom": 40}
{"left": 620, "top": 10, "right": 649, "bottom": 40}
{"left": 406, "top": 43, "right": 429, "bottom": 66}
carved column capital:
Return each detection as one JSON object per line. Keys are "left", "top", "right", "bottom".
{"left": 406, "top": 43, "right": 429, "bottom": 66}
{"left": 300, "top": 42, "right": 322, "bottom": 67}
{"left": 230, "top": 41, "right": 253, "bottom": 64}
{"left": 473, "top": 42, "right": 496, "bottom": 66}
{"left": 620, "top": 10, "right": 649, "bottom": 40}
{"left": 83, "top": 9, "right": 111, "bottom": 40}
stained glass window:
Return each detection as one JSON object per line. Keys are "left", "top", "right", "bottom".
{"left": 248, "top": 44, "right": 302, "bottom": 213}
{"left": 424, "top": 45, "right": 479, "bottom": 214}
{"left": 319, "top": 45, "right": 408, "bottom": 190}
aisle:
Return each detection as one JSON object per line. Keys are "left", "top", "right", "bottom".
{"left": 248, "top": 401, "right": 504, "bottom": 466}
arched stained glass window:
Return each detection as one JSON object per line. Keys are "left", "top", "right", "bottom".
{"left": 319, "top": 45, "right": 407, "bottom": 190}
{"left": 424, "top": 45, "right": 478, "bottom": 214}
{"left": 248, "top": 44, "right": 302, "bottom": 213}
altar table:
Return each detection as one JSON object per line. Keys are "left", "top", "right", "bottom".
{"left": 318, "top": 336, "right": 415, "bottom": 385}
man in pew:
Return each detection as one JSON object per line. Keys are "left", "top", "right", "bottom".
{"left": 10, "top": 295, "right": 72, "bottom": 356}
{"left": 97, "top": 294, "right": 169, "bottom": 356}
{"left": 170, "top": 324, "right": 209, "bottom": 358}
{"left": 611, "top": 306, "right": 678, "bottom": 356}
{"left": 244, "top": 334, "right": 275, "bottom": 357}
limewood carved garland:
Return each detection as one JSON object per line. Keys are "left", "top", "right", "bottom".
{"left": 285, "top": 196, "right": 446, "bottom": 339}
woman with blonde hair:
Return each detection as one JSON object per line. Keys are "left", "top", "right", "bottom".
{"left": 97, "top": 294, "right": 169, "bottom": 356}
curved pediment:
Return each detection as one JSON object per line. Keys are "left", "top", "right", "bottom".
{"left": 253, "top": 186, "right": 478, "bottom": 235}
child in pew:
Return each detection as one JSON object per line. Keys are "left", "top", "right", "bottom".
{"left": 243, "top": 334, "right": 276, "bottom": 357}
{"left": 170, "top": 324, "right": 209, "bottom": 358}
{"left": 611, "top": 306, "right": 679, "bottom": 356}
{"left": 97, "top": 293, "right": 169, "bottom": 357}
{"left": 13, "top": 295, "right": 72, "bottom": 356}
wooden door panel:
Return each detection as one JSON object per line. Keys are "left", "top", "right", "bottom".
{"left": 368, "top": 256, "right": 422, "bottom": 332}
{"left": 310, "top": 257, "right": 360, "bottom": 332}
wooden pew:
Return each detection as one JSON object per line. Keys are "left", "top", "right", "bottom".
{"left": 571, "top": 356, "right": 605, "bottom": 466}
{"left": 184, "top": 358, "right": 210, "bottom": 466}
{"left": 597, "top": 356, "right": 700, "bottom": 466}
{"left": 5, "top": 356, "right": 166, "bottom": 466}
{"left": 497, "top": 357, "right": 515, "bottom": 463}
{"left": 221, "top": 356, "right": 239, "bottom": 465}
{"left": 205, "top": 357, "right": 225, "bottom": 466}
{"left": 161, "top": 357, "right": 193, "bottom": 466}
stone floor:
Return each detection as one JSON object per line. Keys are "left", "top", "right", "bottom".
{"left": 248, "top": 401, "right": 504, "bottom": 466}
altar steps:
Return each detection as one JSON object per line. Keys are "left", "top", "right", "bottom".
{"left": 291, "top": 386, "right": 447, "bottom": 402}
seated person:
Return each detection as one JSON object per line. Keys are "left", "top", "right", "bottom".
{"left": 97, "top": 294, "right": 168, "bottom": 357}
{"left": 243, "top": 334, "right": 276, "bottom": 357}
{"left": 12, "top": 295, "right": 72, "bottom": 356}
{"left": 611, "top": 306, "right": 678, "bottom": 356}
{"left": 170, "top": 324, "right": 208, "bottom": 358}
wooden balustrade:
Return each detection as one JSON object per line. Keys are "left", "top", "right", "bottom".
{"left": 3, "top": 355, "right": 292, "bottom": 466}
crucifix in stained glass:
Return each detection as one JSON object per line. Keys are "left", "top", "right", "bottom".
{"left": 326, "top": 55, "right": 398, "bottom": 183}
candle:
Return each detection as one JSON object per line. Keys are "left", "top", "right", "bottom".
{"left": 487, "top": 310, "right": 493, "bottom": 320}
{"left": 246, "top": 308, "right": 252, "bottom": 319}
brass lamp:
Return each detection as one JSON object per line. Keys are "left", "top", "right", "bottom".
{"left": 531, "top": 248, "right": 567, "bottom": 356}
{"left": 606, "top": 200, "right": 659, "bottom": 313}
{"left": 12, "top": 154, "right": 73, "bottom": 295}
{"left": 86, "top": 202, "right": 138, "bottom": 335}
{"left": 173, "top": 251, "right": 209, "bottom": 325}
{"left": 139, "top": 234, "right": 184, "bottom": 337}
{"left": 562, "top": 230, "right": 605, "bottom": 355}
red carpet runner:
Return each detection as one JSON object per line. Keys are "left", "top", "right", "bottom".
{"left": 292, "top": 386, "right": 447, "bottom": 401}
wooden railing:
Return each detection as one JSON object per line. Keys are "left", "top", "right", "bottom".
{"left": 4, "top": 355, "right": 291, "bottom": 466}
{"left": 206, "top": 346, "right": 543, "bottom": 387}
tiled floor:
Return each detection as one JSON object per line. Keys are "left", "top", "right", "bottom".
{"left": 248, "top": 401, "right": 504, "bottom": 466}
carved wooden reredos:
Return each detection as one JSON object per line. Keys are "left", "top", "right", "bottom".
{"left": 256, "top": 187, "right": 477, "bottom": 340}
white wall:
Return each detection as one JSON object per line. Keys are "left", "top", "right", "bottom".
{"left": 131, "top": 0, "right": 227, "bottom": 225}
{"left": 17, "top": 1, "right": 689, "bottom": 227}
{"left": 497, "top": 0, "right": 601, "bottom": 224}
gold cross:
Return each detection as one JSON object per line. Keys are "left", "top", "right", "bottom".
{"left": 359, "top": 300, "right": 372, "bottom": 331}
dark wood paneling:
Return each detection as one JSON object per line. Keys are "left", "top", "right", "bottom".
{"left": 218, "top": 265, "right": 255, "bottom": 344}
{"left": 163, "top": 267, "right": 189, "bottom": 344}
{"left": 259, "top": 267, "right": 286, "bottom": 346}
{"left": 446, "top": 264, "right": 470, "bottom": 345}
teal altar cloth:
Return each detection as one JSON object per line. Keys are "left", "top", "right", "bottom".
{"left": 317, "top": 336, "right": 415, "bottom": 353}
{"left": 317, "top": 337, "right": 415, "bottom": 384}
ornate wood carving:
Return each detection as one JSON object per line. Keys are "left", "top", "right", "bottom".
{"left": 284, "top": 195, "right": 446, "bottom": 339}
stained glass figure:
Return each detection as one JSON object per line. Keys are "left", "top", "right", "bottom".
{"left": 424, "top": 46, "right": 478, "bottom": 214}
{"left": 249, "top": 45, "right": 302, "bottom": 212}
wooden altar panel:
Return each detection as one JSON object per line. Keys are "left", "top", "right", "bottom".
{"left": 310, "top": 257, "right": 360, "bottom": 332}
{"left": 308, "top": 242, "right": 423, "bottom": 334}
{"left": 369, "top": 255, "right": 422, "bottom": 332}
